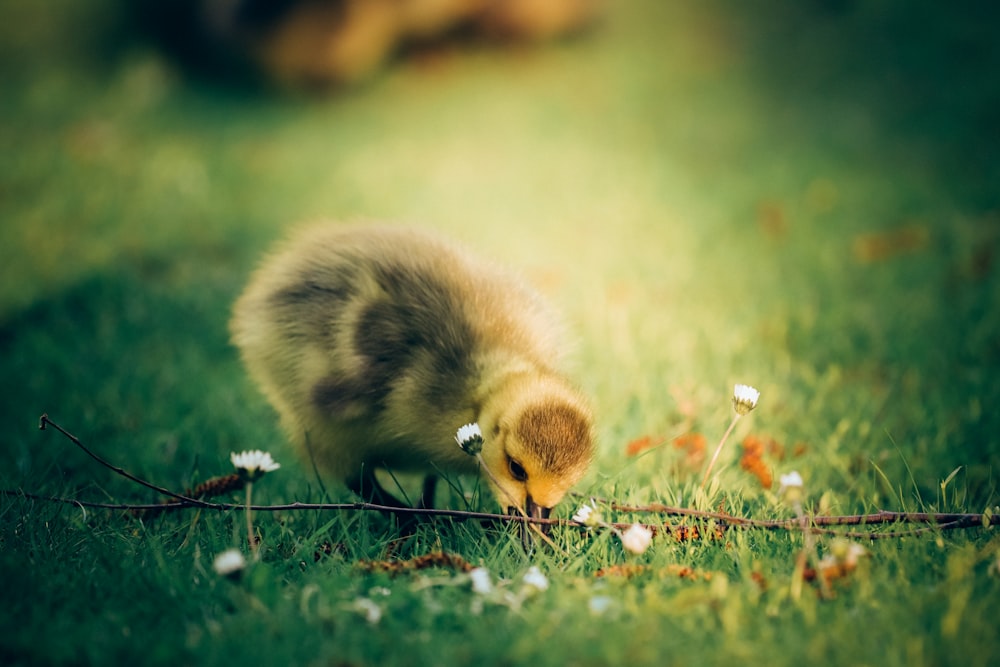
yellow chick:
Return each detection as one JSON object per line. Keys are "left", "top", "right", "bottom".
{"left": 230, "top": 224, "right": 593, "bottom": 520}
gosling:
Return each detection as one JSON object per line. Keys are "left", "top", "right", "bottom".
{"left": 230, "top": 224, "right": 593, "bottom": 520}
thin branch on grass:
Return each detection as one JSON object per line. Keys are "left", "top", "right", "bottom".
{"left": 0, "top": 487, "right": 761, "bottom": 526}
{"left": 4, "top": 488, "right": 990, "bottom": 540}
{"left": 1, "top": 488, "right": 563, "bottom": 525}
{"left": 609, "top": 501, "right": 998, "bottom": 529}
{"left": 38, "top": 414, "right": 216, "bottom": 509}
{"left": 14, "top": 415, "right": 998, "bottom": 541}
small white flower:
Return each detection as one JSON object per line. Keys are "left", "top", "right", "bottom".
{"left": 572, "top": 504, "right": 592, "bottom": 524}
{"left": 620, "top": 523, "right": 653, "bottom": 555}
{"left": 469, "top": 567, "right": 494, "bottom": 595}
{"left": 778, "top": 470, "right": 805, "bottom": 504}
{"left": 588, "top": 595, "right": 614, "bottom": 616}
{"left": 455, "top": 422, "right": 484, "bottom": 456}
{"left": 522, "top": 566, "right": 550, "bottom": 592}
{"left": 733, "top": 384, "right": 760, "bottom": 415}
{"left": 352, "top": 597, "right": 382, "bottom": 624}
{"left": 212, "top": 548, "right": 247, "bottom": 578}
{"left": 230, "top": 450, "right": 281, "bottom": 480}
{"left": 779, "top": 470, "right": 804, "bottom": 490}
{"left": 572, "top": 502, "right": 604, "bottom": 528}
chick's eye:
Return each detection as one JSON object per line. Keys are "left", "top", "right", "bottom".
{"left": 508, "top": 458, "right": 528, "bottom": 482}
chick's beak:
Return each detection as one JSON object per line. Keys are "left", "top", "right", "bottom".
{"left": 523, "top": 496, "right": 553, "bottom": 536}
{"left": 526, "top": 496, "right": 552, "bottom": 521}
{"left": 508, "top": 497, "right": 552, "bottom": 521}
{"left": 511, "top": 496, "right": 553, "bottom": 549}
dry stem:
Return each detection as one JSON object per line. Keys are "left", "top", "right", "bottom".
{"left": 701, "top": 413, "right": 741, "bottom": 488}
{"left": 18, "top": 415, "right": 998, "bottom": 542}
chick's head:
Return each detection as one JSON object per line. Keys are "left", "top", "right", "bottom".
{"left": 480, "top": 383, "right": 593, "bottom": 518}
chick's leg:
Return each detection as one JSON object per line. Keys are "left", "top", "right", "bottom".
{"left": 346, "top": 466, "right": 424, "bottom": 535}
{"left": 419, "top": 475, "right": 438, "bottom": 509}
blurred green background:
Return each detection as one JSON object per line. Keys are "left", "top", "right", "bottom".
{"left": 3, "top": 1, "right": 1000, "bottom": 665}
{"left": 2, "top": 0, "right": 997, "bottom": 494}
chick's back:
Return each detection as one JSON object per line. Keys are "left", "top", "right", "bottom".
{"left": 230, "top": 224, "right": 578, "bottom": 484}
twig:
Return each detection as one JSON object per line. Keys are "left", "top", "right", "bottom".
{"left": 1, "top": 489, "right": 563, "bottom": 525}
{"left": 809, "top": 522, "right": 964, "bottom": 540}
{"left": 38, "top": 415, "right": 215, "bottom": 509}
{"left": 22, "top": 415, "right": 997, "bottom": 541}
{"left": 2, "top": 490, "right": 988, "bottom": 540}
{"left": 610, "top": 502, "right": 1000, "bottom": 528}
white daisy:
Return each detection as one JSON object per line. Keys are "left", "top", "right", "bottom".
{"left": 455, "top": 422, "right": 484, "bottom": 456}
{"left": 230, "top": 450, "right": 281, "bottom": 480}
{"left": 779, "top": 470, "right": 804, "bottom": 490}
{"left": 779, "top": 470, "right": 805, "bottom": 504}
{"left": 469, "top": 567, "right": 494, "bottom": 595}
{"left": 733, "top": 384, "right": 761, "bottom": 415}
{"left": 522, "top": 566, "right": 550, "bottom": 592}
{"left": 620, "top": 523, "right": 653, "bottom": 555}
{"left": 588, "top": 595, "right": 614, "bottom": 616}
{"left": 212, "top": 548, "right": 247, "bottom": 578}
{"left": 572, "top": 502, "right": 603, "bottom": 528}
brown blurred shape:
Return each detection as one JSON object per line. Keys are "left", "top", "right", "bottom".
{"left": 143, "top": 0, "right": 603, "bottom": 88}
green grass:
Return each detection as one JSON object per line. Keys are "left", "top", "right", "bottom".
{"left": 2, "top": 0, "right": 1000, "bottom": 665}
